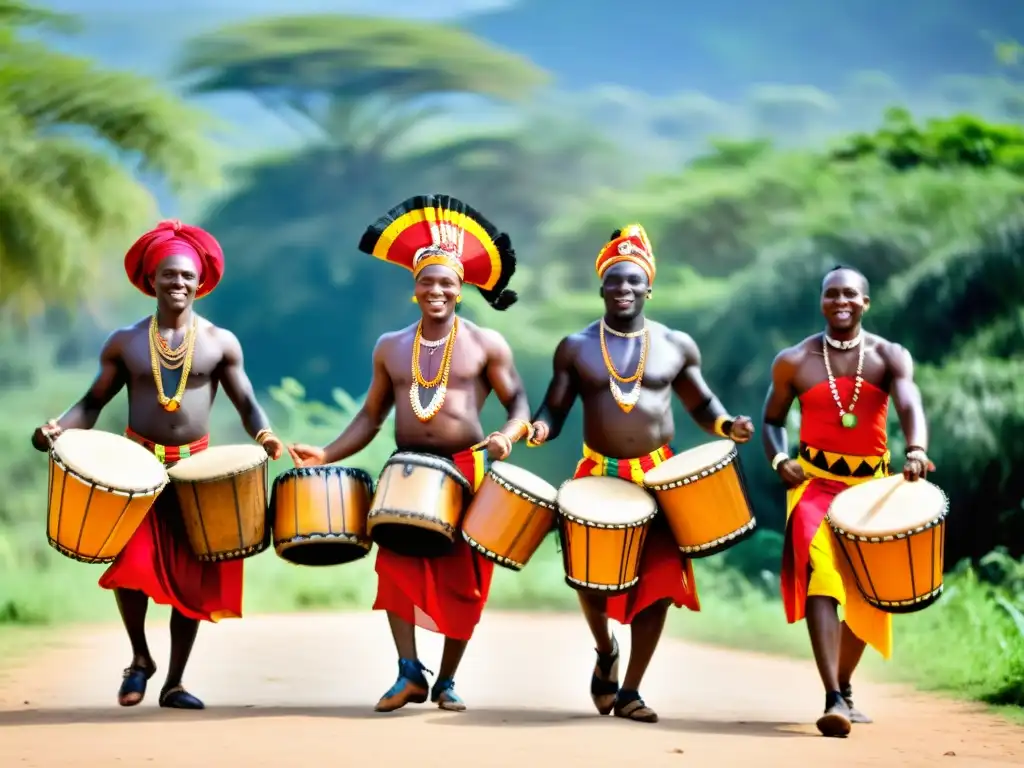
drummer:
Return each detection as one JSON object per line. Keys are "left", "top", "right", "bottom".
{"left": 760, "top": 265, "right": 935, "bottom": 737}
{"left": 30, "top": 221, "right": 284, "bottom": 710}
{"left": 289, "top": 195, "right": 532, "bottom": 713}
{"left": 529, "top": 224, "right": 754, "bottom": 723}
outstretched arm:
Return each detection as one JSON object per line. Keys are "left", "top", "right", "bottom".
{"left": 318, "top": 338, "right": 396, "bottom": 465}
{"left": 761, "top": 349, "right": 806, "bottom": 487}
{"left": 31, "top": 331, "right": 127, "bottom": 452}
{"left": 482, "top": 330, "right": 532, "bottom": 445}
{"left": 530, "top": 336, "right": 580, "bottom": 443}
{"left": 670, "top": 331, "right": 753, "bottom": 441}
{"left": 218, "top": 329, "right": 273, "bottom": 439}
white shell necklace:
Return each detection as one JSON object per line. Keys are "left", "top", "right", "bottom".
{"left": 822, "top": 332, "right": 864, "bottom": 429}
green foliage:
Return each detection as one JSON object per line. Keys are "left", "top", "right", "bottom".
{"left": 0, "top": 1, "right": 220, "bottom": 313}
{"left": 831, "top": 107, "right": 1024, "bottom": 173}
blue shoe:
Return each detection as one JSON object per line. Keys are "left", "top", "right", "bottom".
{"left": 431, "top": 677, "right": 466, "bottom": 712}
{"left": 375, "top": 658, "right": 431, "bottom": 712}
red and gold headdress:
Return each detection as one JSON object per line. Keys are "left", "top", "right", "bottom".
{"left": 124, "top": 220, "right": 225, "bottom": 299}
{"left": 358, "top": 194, "right": 518, "bottom": 310}
{"left": 595, "top": 223, "right": 656, "bottom": 285}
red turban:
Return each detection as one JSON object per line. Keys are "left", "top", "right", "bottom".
{"left": 124, "top": 220, "right": 225, "bottom": 299}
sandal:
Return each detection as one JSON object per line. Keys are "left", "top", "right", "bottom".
{"left": 375, "top": 658, "right": 431, "bottom": 712}
{"left": 158, "top": 684, "right": 204, "bottom": 710}
{"left": 590, "top": 635, "right": 620, "bottom": 715}
{"left": 613, "top": 688, "right": 658, "bottom": 723}
{"left": 117, "top": 663, "right": 155, "bottom": 707}
{"left": 431, "top": 677, "right": 467, "bottom": 712}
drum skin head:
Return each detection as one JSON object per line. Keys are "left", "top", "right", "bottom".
{"left": 168, "top": 444, "right": 268, "bottom": 481}
{"left": 828, "top": 475, "right": 948, "bottom": 537}
{"left": 51, "top": 429, "right": 167, "bottom": 492}
{"left": 557, "top": 476, "right": 656, "bottom": 526}
{"left": 642, "top": 439, "right": 735, "bottom": 487}
{"left": 489, "top": 461, "right": 558, "bottom": 503}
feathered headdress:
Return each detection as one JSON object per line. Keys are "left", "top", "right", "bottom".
{"left": 358, "top": 194, "right": 518, "bottom": 310}
{"left": 595, "top": 223, "right": 656, "bottom": 285}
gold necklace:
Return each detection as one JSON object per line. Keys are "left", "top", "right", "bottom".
{"left": 149, "top": 314, "right": 197, "bottom": 412}
{"left": 150, "top": 317, "right": 189, "bottom": 369}
{"left": 600, "top": 319, "right": 648, "bottom": 413}
{"left": 410, "top": 318, "right": 458, "bottom": 422}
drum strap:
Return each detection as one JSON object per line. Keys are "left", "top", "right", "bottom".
{"left": 125, "top": 427, "right": 210, "bottom": 465}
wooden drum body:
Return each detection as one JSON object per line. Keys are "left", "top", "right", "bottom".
{"left": 167, "top": 445, "right": 270, "bottom": 562}
{"left": 46, "top": 429, "right": 169, "bottom": 563}
{"left": 556, "top": 476, "right": 658, "bottom": 594}
{"left": 642, "top": 439, "right": 756, "bottom": 557}
{"left": 271, "top": 465, "right": 375, "bottom": 566}
{"left": 827, "top": 475, "right": 948, "bottom": 614}
{"left": 461, "top": 461, "right": 558, "bottom": 571}
{"left": 367, "top": 452, "right": 471, "bottom": 558}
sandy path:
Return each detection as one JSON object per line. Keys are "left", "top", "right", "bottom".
{"left": 0, "top": 611, "right": 1021, "bottom": 767}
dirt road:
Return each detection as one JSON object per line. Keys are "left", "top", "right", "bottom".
{"left": 0, "top": 612, "right": 1021, "bottom": 767}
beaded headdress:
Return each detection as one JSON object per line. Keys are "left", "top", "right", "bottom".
{"left": 358, "top": 194, "right": 518, "bottom": 310}
{"left": 595, "top": 223, "right": 656, "bottom": 285}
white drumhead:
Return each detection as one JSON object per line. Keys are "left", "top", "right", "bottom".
{"left": 828, "top": 475, "right": 947, "bottom": 536}
{"left": 642, "top": 440, "right": 735, "bottom": 486}
{"left": 489, "top": 461, "right": 558, "bottom": 503}
{"left": 51, "top": 429, "right": 168, "bottom": 492}
{"left": 168, "top": 444, "right": 267, "bottom": 481}
{"left": 557, "top": 476, "right": 655, "bottom": 525}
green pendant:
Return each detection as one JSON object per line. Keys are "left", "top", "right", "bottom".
{"left": 841, "top": 412, "right": 858, "bottom": 428}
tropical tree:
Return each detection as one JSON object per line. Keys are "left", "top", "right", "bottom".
{"left": 0, "top": 0, "right": 219, "bottom": 313}
{"left": 174, "top": 15, "right": 562, "bottom": 400}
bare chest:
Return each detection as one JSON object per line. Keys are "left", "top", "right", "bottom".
{"left": 575, "top": 334, "right": 682, "bottom": 393}
{"left": 122, "top": 331, "right": 223, "bottom": 385}
{"left": 387, "top": 337, "right": 487, "bottom": 389}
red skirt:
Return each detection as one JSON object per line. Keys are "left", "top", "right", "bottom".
{"left": 573, "top": 444, "right": 701, "bottom": 624}
{"left": 372, "top": 447, "right": 493, "bottom": 641}
{"left": 98, "top": 434, "right": 242, "bottom": 623}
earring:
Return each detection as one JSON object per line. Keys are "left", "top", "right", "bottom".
{"left": 410, "top": 295, "right": 418, "bottom": 303}
{"left": 456, "top": 295, "right": 462, "bottom": 304}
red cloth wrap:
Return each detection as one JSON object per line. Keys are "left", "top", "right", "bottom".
{"left": 372, "top": 448, "right": 495, "bottom": 641}
{"left": 780, "top": 377, "right": 891, "bottom": 623}
{"left": 98, "top": 433, "right": 243, "bottom": 622}
{"left": 124, "top": 220, "right": 225, "bottom": 299}
{"left": 573, "top": 445, "right": 701, "bottom": 624}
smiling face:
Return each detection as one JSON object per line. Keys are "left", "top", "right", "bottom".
{"left": 821, "top": 268, "right": 869, "bottom": 334}
{"left": 600, "top": 261, "right": 649, "bottom": 322}
{"left": 414, "top": 264, "right": 462, "bottom": 321}
{"left": 152, "top": 254, "right": 201, "bottom": 312}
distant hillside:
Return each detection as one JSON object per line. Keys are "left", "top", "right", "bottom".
{"left": 464, "top": 0, "right": 1023, "bottom": 97}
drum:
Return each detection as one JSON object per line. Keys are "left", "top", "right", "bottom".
{"left": 167, "top": 444, "right": 270, "bottom": 562}
{"left": 367, "top": 452, "right": 471, "bottom": 558}
{"left": 271, "top": 465, "right": 375, "bottom": 566}
{"left": 827, "top": 474, "right": 948, "bottom": 614}
{"left": 461, "top": 461, "right": 558, "bottom": 571}
{"left": 642, "top": 439, "right": 756, "bottom": 557}
{"left": 556, "top": 476, "right": 658, "bottom": 594}
{"left": 46, "top": 429, "right": 169, "bottom": 563}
